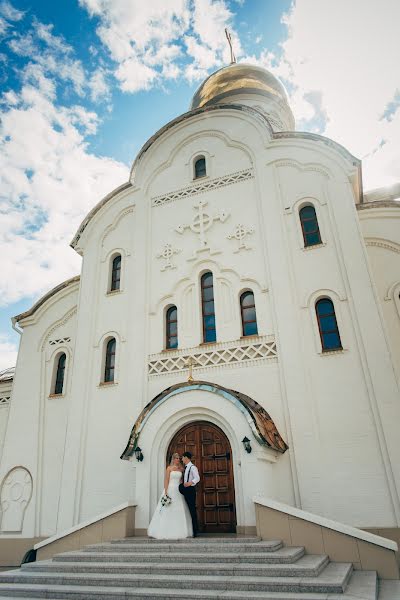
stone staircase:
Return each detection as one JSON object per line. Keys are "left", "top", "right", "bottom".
{"left": 0, "top": 536, "right": 378, "bottom": 599}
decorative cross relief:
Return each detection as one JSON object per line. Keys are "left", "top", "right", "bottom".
{"left": 227, "top": 224, "right": 255, "bottom": 252}
{"left": 186, "top": 355, "right": 198, "bottom": 383}
{"left": 156, "top": 243, "right": 181, "bottom": 271}
{"left": 176, "top": 200, "right": 229, "bottom": 260}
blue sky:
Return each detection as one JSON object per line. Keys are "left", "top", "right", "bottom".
{"left": 0, "top": 0, "right": 399, "bottom": 368}
{"left": 2, "top": 0, "right": 291, "bottom": 163}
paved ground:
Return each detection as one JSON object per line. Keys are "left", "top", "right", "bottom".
{"left": 379, "top": 579, "right": 400, "bottom": 599}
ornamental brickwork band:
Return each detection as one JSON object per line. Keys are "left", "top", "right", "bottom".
{"left": 148, "top": 336, "right": 277, "bottom": 377}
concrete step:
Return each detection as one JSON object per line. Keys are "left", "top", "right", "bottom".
{"left": 0, "top": 562, "right": 353, "bottom": 593}
{"left": 0, "top": 572, "right": 377, "bottom": 599}
{"left": 22, "top": 554, "right": 329, "bottom": 578}
{"left": 113, "top": 536, "right": 261, "bottom": 544}
{"left": 53, "top": 546, "right": 305, "bottom": 564}
{"left": 83, "top": 539, "right": 284, "bottom": 553}
{"left": 0, "top": 584, "right": 331, "bottom": 599}
{"left": 378, "top": 578, "right": 400, "bottom": 600}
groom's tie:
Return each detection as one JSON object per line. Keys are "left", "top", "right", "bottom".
{"left": 185, "top": 465, "right": 192, "bottom": 484}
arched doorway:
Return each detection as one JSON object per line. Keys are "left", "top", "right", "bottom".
{"left": 167, "top": 421, "right": 236, "bottom": 533}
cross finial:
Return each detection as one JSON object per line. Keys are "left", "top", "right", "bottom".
{"left": 225, "top": 28, "right": 236, "bottom": 64}
{"left": 186, "top": 356, "right": 196, "bottom": 383}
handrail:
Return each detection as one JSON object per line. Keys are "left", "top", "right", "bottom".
{"left": 34, "top": 501, "right": 136, "bottom": 551}
{"left": 253, "top": 496, "right": 398, "bottom": 552}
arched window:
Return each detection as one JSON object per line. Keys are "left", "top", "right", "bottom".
{"left": 240, "top": 291, "right": 258, "bottom": 336}
{"left": 166, "top": 306, "right": 178, "bottom": 349}
{"left": 110, "top": 254, "right": 121, "bottom": 291}
{"left": 104, "top": 338, "right": 116, "bottom": 382}
{"left": 201, "top": 272, "right": 216, "bottom": 343}
{"left": 299, "top": 205, "right": 322, "bottom": 247}
{"left": 194, "top": 157, "right": 206, "bottom": 179}
{"left": 316, "top": 298, "right": 342, "bottom": 351}
{"left": 54, "top": 353, "right": 66, "bottom": 395}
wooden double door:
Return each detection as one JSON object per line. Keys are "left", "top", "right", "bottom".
{"left": 167, "top": 421, "right": 236, "bottom": 533}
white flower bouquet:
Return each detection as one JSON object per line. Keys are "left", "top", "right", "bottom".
{"left": 160, "top": 494, "right": 172, "bottom": 509}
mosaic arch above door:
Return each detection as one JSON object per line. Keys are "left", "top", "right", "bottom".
{"left": 120, "top": 380, "right": 288, "bottom": 460}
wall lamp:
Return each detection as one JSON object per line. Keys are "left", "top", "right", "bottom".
{"left": 242, "top": 436, "right": 252, "bottom": 454}
{"left": 135, "top": 446, "right": 144, "bottom": 462}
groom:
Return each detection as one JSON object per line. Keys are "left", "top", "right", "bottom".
{"left": 179, "top": 451, "right": 200, "bottom": 537}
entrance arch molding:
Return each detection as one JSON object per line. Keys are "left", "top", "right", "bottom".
{"left": 139, "top": 394, "right": 246, "bottom": 530}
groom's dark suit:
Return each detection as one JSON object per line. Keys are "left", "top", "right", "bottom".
{"left": 179, "top": 463, "right": 199, "bottom": 536}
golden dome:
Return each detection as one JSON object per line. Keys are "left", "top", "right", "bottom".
{"left": 190, "top": 63, "right": 289, "bottom": 110}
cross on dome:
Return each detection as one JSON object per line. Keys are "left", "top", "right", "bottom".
{"left": 224, "top": 28, "right": 236, "bottom": 64}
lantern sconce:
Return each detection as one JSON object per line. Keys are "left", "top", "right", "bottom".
{"left": 242, "top": 436, "right": 252, "bottom": 454}
{"left": 135, "top": 446, "right": 144, "bottom": 462}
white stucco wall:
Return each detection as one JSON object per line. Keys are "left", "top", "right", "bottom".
{"left": 0, "top": 282, "right": 78, "bottom": 537}
{"left": 358, "top": 205, "right": 400, "bottom": 382}
{"left": 0, "top": 379, "right": 12, "bottom": 465}
{"left": 1, "top": 100, "right": 399, "bottom": 539}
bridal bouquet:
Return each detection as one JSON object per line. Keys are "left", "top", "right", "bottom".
{"left": 160, "top": 494, "right": 172, "bottom": 508}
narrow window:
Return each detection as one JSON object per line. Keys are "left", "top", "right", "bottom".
{"left": 316, "top": 298, "right": 342, "bottom": 351}
{"left": 104, "top": 338, "right": 116, "bottom": 382}
{"left": 240, "top": 291, "right": 258, "bottom": 336}
{"left": 194, "top": 157, "right": 206, "bottom": 179}
{"left": 54, "top": 353, "right": 66, "bottom": 395}
{"left": 201, "top": 272, "right": 216, "bottom": 343}
{"left": 166, "top": 306, "right": 178, "bottom": 349}
{"left": 110, "top": 255, "right": 121, "bottom": 291}
{"left": 299, "top": 205, "right": 322, "bottom": 247}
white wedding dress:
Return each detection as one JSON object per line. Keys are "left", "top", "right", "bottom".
{"left": 148, "top": 470, "right": 193, "bottom": 539}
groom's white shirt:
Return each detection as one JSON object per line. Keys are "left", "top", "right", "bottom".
{"left": 184, "top": 461, "right": 200, "bottom": 486}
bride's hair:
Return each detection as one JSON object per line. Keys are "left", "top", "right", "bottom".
{"left": 169, "top": 452, "right": 181, "bottom": 466}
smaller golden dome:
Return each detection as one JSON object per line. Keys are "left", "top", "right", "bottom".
{"left": 190, "top": 63, "right": 289, "bottom": 110}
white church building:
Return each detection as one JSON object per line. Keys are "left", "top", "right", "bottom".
{"left": 1, "top": 63, "right": 400, "bottom": 549}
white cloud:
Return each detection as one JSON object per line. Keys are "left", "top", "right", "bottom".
{"left": 191, "top": 0, "right": 237, "bottom": 65}
{"left": 0, "top": 334, "right": 18, "bottom": 371}
{"left": 0, "top": 11, "right": 128, "bottom": 315}
{"left": 267, "top": 0, "right": 400, "bottom": 190}
{"left": 0, "top": 16, "right": 8, "bottom": 36}
{"left": 34, "top": 20, "right": 72, "bottom": 54}
{"left": 8, "top": 18, "right": 107, "bottom": 100}
{"left": 184, "top": 62, "right": 208, "bottom": 84}
{"left": 21, "top": 63, "right": 57, "bottom": 99}
{"left": 0, "top": 0, "right": 24, "bottom": 22}
{"left": 0, "top": 0, "right": 24, "bottom": 38}
{"left": 184, "top": 35, "right": 216, "bottom": 71}
{"left": 88, "top": 68, "right": 110, "bottom": 102}
{"left": 115, "top": 56, "right": 157, "bottom": 93}
{"left": 162, "top": 62, "right": 180, "bottom": 81}
{"left": 79, "top": 0, "right": 239, "bottom": 90}
{"left": 0, "top": 77, "right": 129, "bottom": 307}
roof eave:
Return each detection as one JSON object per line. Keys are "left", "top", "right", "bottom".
{"left": 70, "top": 181, "right": 132, "bottom": 251}
{"left": 13, "top": 275, "right": 80, "bottom": 325}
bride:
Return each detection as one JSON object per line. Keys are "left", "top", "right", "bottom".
{"left": 147, "top": 452, "right": 193, "bottom": 539}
